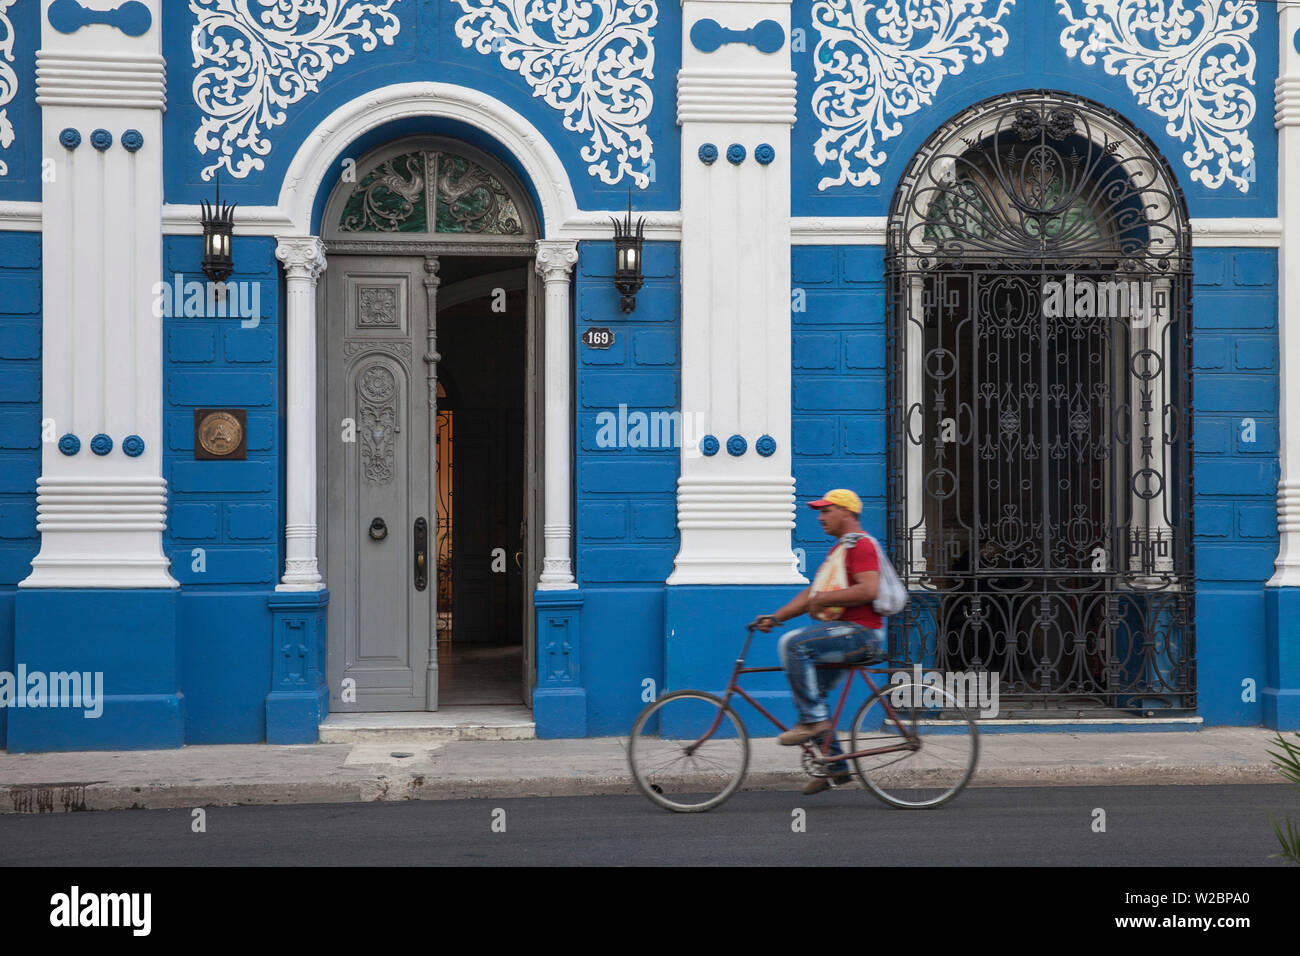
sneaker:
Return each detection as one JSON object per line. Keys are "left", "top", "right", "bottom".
{"left": 803, "top": 773, "right": 853, "bottom": 795}
{"left": 778, "top": 720, "right": 832, "bottom": 746}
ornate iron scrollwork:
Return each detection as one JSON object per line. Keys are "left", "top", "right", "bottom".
{"left": 338, "top": 149, "right": 526, "bottom": 236}
{"left": 886, "top": 91, "right": 1195, "bottom": 715}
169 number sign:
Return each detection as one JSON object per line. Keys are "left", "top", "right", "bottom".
{"left": 582, "top": 327, "right": 614, "bottom": 350}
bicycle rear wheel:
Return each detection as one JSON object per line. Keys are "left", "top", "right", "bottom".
{"left": 628, "top": 690, "right": 749, "bottom": 812}
{"left": 848, "top": 682, "right": 978, "bottom": 809}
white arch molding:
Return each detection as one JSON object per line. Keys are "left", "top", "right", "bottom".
{"left": 273, "top": 83, "right": 579, "bottom": 593}
{"left": 277, "top": 82, "right": 579, "bottom": 240}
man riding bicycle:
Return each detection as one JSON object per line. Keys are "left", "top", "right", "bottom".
{"left": 750, "top": 488, "right": 887, "bottom": 795}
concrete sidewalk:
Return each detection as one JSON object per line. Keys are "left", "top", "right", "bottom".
{"left": 0, "top": 726, "right": 1293, "bottom": 813}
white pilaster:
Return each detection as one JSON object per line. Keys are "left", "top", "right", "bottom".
{"left": 535, "top": 239, "right": 579, "bottom": 590}
{"left": 669, "top": 0, "right": 803, "bottom": 585}
{"left": 22, "top": 0, "right": 174, "bottom": 589}
{"left": 1269, "top": 8, "right": 1300, "bottom": 587}
{"left": 276, "top": 237, "right": 327, "bottom": 591}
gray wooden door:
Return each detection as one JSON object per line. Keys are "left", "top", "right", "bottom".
{"left": 324, "top": 256, "right": 433, "bottom": 711}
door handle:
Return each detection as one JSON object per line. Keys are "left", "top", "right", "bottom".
{"left": 414, "top": 517, "right": 428, "bottom": 591}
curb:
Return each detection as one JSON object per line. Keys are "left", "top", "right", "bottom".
{"left": 0, "top": 764, "right": 1284, "bottom": 813}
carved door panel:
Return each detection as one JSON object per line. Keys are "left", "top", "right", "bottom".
{"left": 325, "top": 256, "right": 432, "bottom": 711}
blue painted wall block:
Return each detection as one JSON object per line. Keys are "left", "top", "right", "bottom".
{"left": 632, "top": 502, "right": 676, "bottom": 539}
{"left": 1264, "top": 589, "right": 1300, "bottom": 729}
{"left": 0, "top": 321, "right": 41, "bottom": 359}
{"left": 0, "top": 412, "right": 40, "bottom": 449}
{"left": 1233, "top": 250, "right": 1276, "bottom": 286}
{"left": 168, "top": 503, "right": 220, "bottom": 540}
{"left": 167, "top": 327, "right": 217, "bottom": 363}
{"left": 182, "top": 593, "right": 274, "bottom": 743}
{"left": 793, "top": 419, "right": 835, "bottom": 456}
{"left": 171, "top": 461, "right": 274, "bottom": 494}
{"left": 581, "top": 371, "right": 677, "bottom": 408}
{"left": 0, "top": 233, "right": 42, "bottom": 268}
{"left": 227, "top": 504, "right": 275, "bottom": 540}
{"left": 8, "top": 590, "right": 183, "bottom": 752}
{"left": 581, "top": 503, "right": 627, "bottom": 539}
{"left": 0, "top": 366, "right": 40, "bottom": 403}
{"left": 633, "top": 330, "right": 678, "bottom": 366}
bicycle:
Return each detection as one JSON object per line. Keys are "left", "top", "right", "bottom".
{"left": 627, "top": 622, "right": 980, "bottom": 812}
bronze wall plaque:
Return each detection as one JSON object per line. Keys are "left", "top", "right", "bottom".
{"left": 194, "top": 409, "right": 247, "bottom": 460}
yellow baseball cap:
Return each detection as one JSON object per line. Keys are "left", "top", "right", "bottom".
{"left": 808, "top": 489, "right": 862, "bottom": 514}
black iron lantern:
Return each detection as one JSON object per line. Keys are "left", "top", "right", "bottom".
{"left": 611, "top": 192, "right": 645, "bottom": 313}
{"left": 200, "top": 172, "right": 236, "bottom": 284}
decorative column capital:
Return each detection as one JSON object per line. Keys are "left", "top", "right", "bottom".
{"left": 276, "top": 237, "right": 327, "bottom": 281}
{"left": 534, "top": 239, "right": 579, "bottom": 283}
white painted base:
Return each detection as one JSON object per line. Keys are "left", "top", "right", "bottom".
{"left": 21, "top": 476, "right": 175, "bottom": 588}
{"left": 667, "top": 476, "right": 806, "bottom": 584}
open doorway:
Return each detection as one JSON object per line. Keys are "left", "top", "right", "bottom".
{"left": 435, "top": 256, "right": 530, "bottom": 705}
{"left": 319, "top": 137, "right": 542, "bottom": 714}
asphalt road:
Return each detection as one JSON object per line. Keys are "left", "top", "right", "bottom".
{"left": 0, "top": 784, "right": 1297, "bottom": 866}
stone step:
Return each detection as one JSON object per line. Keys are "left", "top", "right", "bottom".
{"left": 319, "top": 707, "right": 535, "bottom": 742}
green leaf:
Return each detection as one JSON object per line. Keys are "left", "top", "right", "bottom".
{"left": 1270, "top": 813, "right": 1300, "bottom": 865}
{"left": 1266, "top": 732, "right": 1300, "bottom": 785}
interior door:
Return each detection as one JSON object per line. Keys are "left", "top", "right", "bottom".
{"left": 324, "top": 255, "right": 432, "bottom": 711}
{"left": 450, "top": 411, "right": 505, "bottom": 645}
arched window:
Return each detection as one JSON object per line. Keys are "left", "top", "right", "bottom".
{"left": 323, "top": 137, "right": 540, "bottom": 247}
{"left": 886, "top": 92, "right": 1193, "bottom": 714}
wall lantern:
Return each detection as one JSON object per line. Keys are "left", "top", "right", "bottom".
{"left": 611, "top": 193, "right": 645, "bottom": 313}
{"left": 200, "top": 172, "right": 237, "bottom": 284}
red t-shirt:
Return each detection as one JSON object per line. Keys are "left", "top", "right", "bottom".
{"left": 826, "top": 537, "right": 882, "bottom": 630}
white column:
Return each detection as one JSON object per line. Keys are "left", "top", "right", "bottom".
{"left": 22, "top": 0, "right": 174, "bottom": 589}
{"left": 535, "top": 239, "right": 579, "bottom": 589}
{"left": 669, "top": 0, "right": 803, "bottom": 584}
{"left": 1269, "top": 7, "right": 1300, "bottom": 587}
{"left": 276, "top": 237, "right": 327, "bottom": 591}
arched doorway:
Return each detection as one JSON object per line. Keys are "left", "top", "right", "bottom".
{"left": 317, "top": 136, "right": 542, "bottom": 711}
{"left": 886, "top": 91, "right": 1195, "bottom": 715}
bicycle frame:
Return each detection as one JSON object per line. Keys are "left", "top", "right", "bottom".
{"left": 684, "top": 625, "right": 918, "bottom": 765}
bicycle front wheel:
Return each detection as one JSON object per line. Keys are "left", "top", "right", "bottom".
{"left": 849, "top": 682, "right": 979, "bottom": 809}
{"left": 628, "top": 690, "right": 750, "bottom": 812}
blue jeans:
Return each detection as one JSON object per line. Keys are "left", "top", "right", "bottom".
{"left": 778, "top": 622, "right": 886, "bottom": 774}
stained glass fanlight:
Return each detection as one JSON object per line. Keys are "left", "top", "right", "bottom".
{"left": 338, "top": 149, "right": 526, "bottom": 236}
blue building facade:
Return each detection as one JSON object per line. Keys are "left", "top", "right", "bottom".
{"left": 0, "top": 0, "right": 1297, "bottom": 750}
